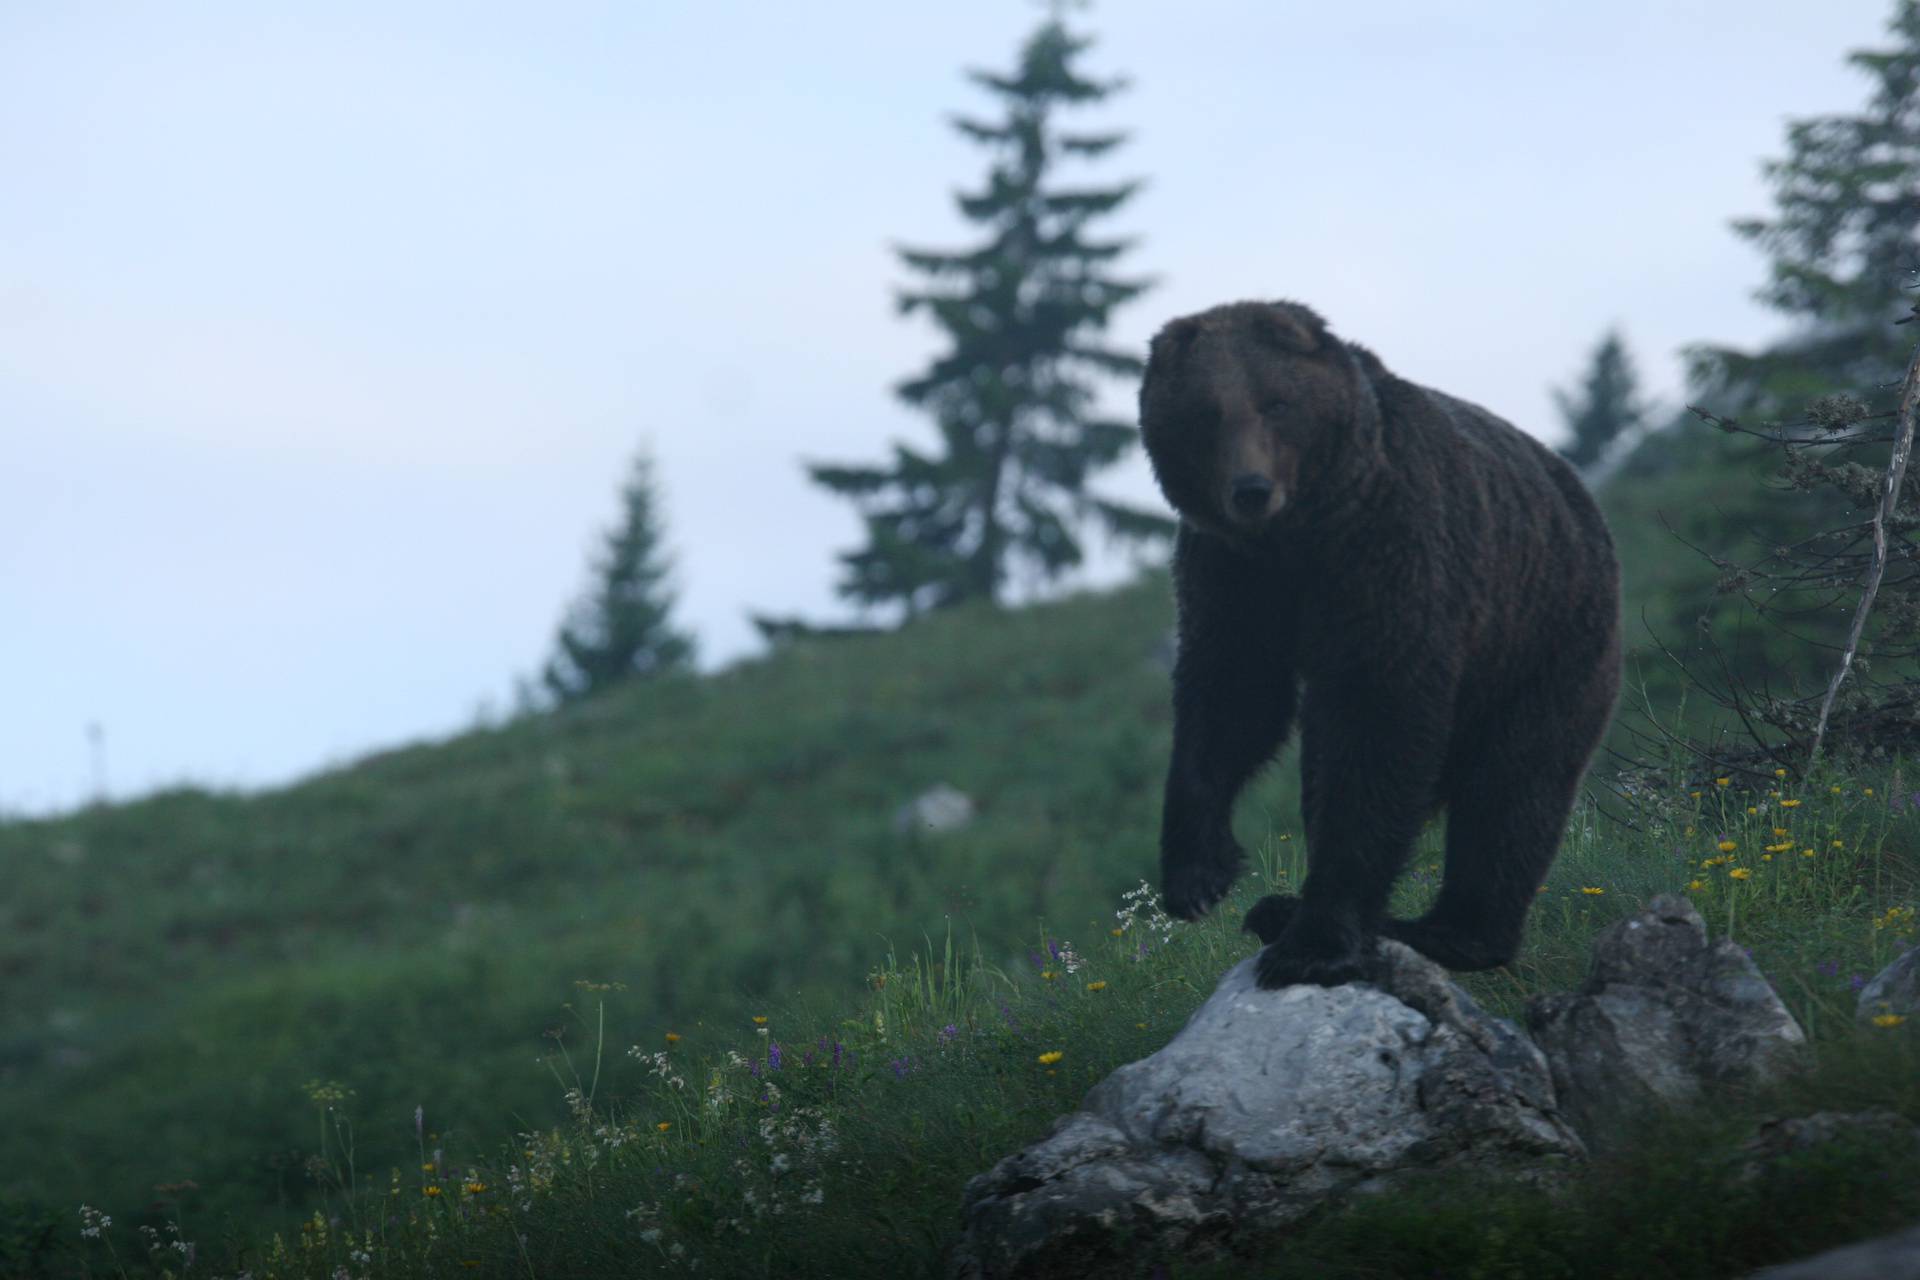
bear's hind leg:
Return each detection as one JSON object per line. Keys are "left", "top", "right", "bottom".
{"left": 1384, "top": 674, "right": 1614, "bottom": 971}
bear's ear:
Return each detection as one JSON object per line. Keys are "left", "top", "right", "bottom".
{"left": 1149, "top": 315, "right": 1203, "bottom": 363}
{"left": 1251, "top": 303, "right": 1325, "bottom": 355}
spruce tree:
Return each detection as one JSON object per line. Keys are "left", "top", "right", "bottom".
{"left": 1553, "top": 329, "right": 1648, "bottom": 472}
{"left": 543, "top": 446, "right": 694, "bottom": 704}
{"left": 805, "top": 14, "right": 1167, "bottom": 621}
{"left": 1690, "top": 0, "right": 1920, "bottom": 415}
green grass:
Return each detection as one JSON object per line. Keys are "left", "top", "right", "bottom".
{"left": 3, "top": 573, "right": 1300, "bottom": 1241}
{"left": 45, "top": 761, "right": 1914, "bottom": 1280}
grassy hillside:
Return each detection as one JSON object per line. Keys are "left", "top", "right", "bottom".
{"left": 4, "top": 573, "right": 1310, "bottom": 1234}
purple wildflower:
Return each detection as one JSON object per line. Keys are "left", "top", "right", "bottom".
{"left": 831, "top": 1040, "right": 843, "bottom": 1070}
{"left": 890, "top": 1055, "right": 914, "bottom": 1080}
{"left": 768, "top": 1041, "right": 783, "bottom": 1071}
{"left": 1852, "top": 973, "right": 1868, "bottom": 992}
{"left": 938, "top": 1023, "right": 960, "bottom": 1044}
{"left": 1816, "top": 960, "right": 1841, "bottom": 978}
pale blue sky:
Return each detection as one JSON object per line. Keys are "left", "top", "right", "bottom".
{"left": 0, "top": 1, "right": 1893, "bottom": 813}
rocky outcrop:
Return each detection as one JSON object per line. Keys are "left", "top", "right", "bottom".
{"left": 949, "top": 941, "right": 1581, "bottom": 1279}
{"left": 1526, "top": 895, "right": 1808, "bottom": 1147}
{"left": 1858, "top": 945, "right": 1920, "bottom": 1024}
{"left": 1746, "top": 1222, "right": 1920, "bottom": 1279}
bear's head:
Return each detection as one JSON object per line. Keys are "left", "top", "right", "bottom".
{"left": 1139, "top": 300, "right": 1383, "bottom": 541}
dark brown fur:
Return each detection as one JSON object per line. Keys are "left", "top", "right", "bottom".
{"left": 1139, "top": 301, "right": 1621, "bottom": 988}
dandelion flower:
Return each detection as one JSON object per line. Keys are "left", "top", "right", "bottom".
{"left": 1865, "top": 788, "right": 1876, "bottom": 796}
{"left": 1087, "top": 981, "right": 1108, "bottom": 992}
{"left": 1135, "top": 1022, "right": 1147, "bottom": 1030}
{"left": 1041, "top": 970, "right": 1060, "bottom": 981}
{"left": 1581, "top": 887, "right": 1604, "bottom": 896}
{"left": 665, "top": 1032, "right": 681, "bottom": 1045}
{"left": 423, "top": 1186, "right": 442, "bottom": 1198}
{"left": 1773, "top": 828, "right": 1789, "bottom": 838}
{"left": 1802, "top": 849, "right": 1816, "bottom": 858}
{"left": 1832, "top": 839, "right": 1845, "bottom": 848}
{"left": 751, "top": 1016, "right": 768, "bottom": 1026}
{"left": 1686, "top": 879, "right": 1707, "bottom": 891}
{"left": 1716, "top": 778, "right": 1731, "bottom": 787}
{"left": 656, "top": 1122, "right": 672, "bottom": 1133}
{"left": 1038, "top": 1050, "right": 1064, "bottom": 1066}
{"left": 1831, "top": 786, "right": 1843, "bottom": 794}
{"left": 1781, "top": 799, "right": 1802, "bottom": 809}
{"left": 1747, "top": 806, "right": 1759, "bottom": 815}
{"left": 1690, "top": 791, "right": 1702, "bottom": 800}
{"left": 1110, "top": 927, "right": 1124, "bottom": 937}
{"left": 1766, "top": 842, "right": 1792, "bottom": 854}
{"left": 1872, "top": 1013, "right": 1907, "bottom": 1029}
{"left": 1729, "top": 867, "right": 1753, "bottom": 881}
{"left": 464, "top": 1181, "right": 487, "bottom": 1195}
{"left": 1718, "top": 840, "right": 1738, "bottom": 853}
{"left": 1775, "top": 768, "right": 1787, "bottom": 778}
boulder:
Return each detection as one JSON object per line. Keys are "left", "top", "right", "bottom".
{"left": 1746, "top": 1222, "right": 1920, "bottom": 1279}
{"left": 1858, "top": 946, "right": 1920, "bottom": 1024}
{"left": 892, "top": 784, "right": 976, "bottom": 836}
{"left": 1526, "top": 895, "right": 1808, "bottom": 1147}
{"left": 950, "top": 942, "right": 1581, "bottom": 1279}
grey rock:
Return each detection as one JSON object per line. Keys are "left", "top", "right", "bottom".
{"left": 1858, "top": 946, "right": 1920, "bottom": 1023}
{"left": 951, "top": 942, "right": 1581, "bottom": 1279}
{"left": 892, "top": 784, "right": 975, "bottom": 836}
{"left": 1526, "top": 895, "right": 1808, "bottom": 1148}
{"left": 1747, "top": 1222, "right": 1920, "bottom": 1279}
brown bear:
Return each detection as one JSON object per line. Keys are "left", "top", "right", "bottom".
{"left": 1138, "top": 300, "right": 1621, "bottom": 989}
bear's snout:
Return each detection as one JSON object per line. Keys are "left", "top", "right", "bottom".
{"left": 1230, "top": 473, "right": 1276, "bottom": 520}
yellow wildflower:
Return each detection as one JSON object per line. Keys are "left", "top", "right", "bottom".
{"left": 464, "top": 1181, "right": 487, "bottom": 1195}
{"left": 1686, "top": 879, "right": 1707, "bottom": 891}
{"left": 1716, "top": 778, "right": 1731, "bottom": 787}
{"left": 1110, "top": 927, "right": 1125, "bottom": 937}
{"left": 1718, "top": 840, "right": 1738, "bottom": 853}
{"left": 1038, "top": 1050, "right": 1064, "bottom": 1065}
{"left": 1832, "top": 785, "right": 1843, "bottom": 794}
{"left": 1872, "top": 1013, "right": 1907, "bottom": 1029}
{"left": 1041, "top": 970, "right": 1060, "bottom": 981}
{"left": 751, "top": 1015, "right": 768, "bottom": 1026}
{"left": 1087, "top": 981, "right": 1108, "bottom": 992}
{"left": 665, "top": 1032, "right": 681, "bottom": 1044}
{"left": 1772, "top": 827, "right": 1789, "bottom": 838}
{"left": 1747, "top": 806, "right": 1759, "bottom": 815}
{"left": 1766, "top": 842, "right": 1793, "bottom": 854}
{"left": 1865, "top": 788, "right": 1876, "bottom": 796}
{"left": 423, "top": 1186, "right": 442, "bottom": 1198}
{"left": 1690, "top": 791, "right": 1702, "bottom": 800}
{"left": 1802, "top": 849, "right": 1816, "bottom": 858}
{"left": 1775, "top": 768, "right": 1787, "bottom": 778}
{"left": 1833, "top": 839, "right": 1845, "bottom": 848}
{"left": 656, "top": 1121, "right": 672, "bottom": 1133}
{"left": 1581, "top": 887, "right": 1604, "bottom": 896}
{"left": 1136, "top": 1022, "right": 1147, "bottom": 1030}
{"left": 1781, "top": 799, "right": 1802, "bottom": 809}
{"left": 1729, "top": 867, "right": 1752, "bottom": 881}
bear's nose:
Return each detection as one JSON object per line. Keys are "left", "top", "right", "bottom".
{"left": 1230, "top": 474, "right": 1273, "bottom": 517}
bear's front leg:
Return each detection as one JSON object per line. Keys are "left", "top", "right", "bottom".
{"left": 1158, "top": 526, "right": 1298, "bottom": 920}
{"left": 1254, "top": 676, "right": 1448, "bottom": 988}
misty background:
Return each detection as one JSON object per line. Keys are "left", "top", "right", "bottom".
{"left": 0, "top": 0, "right": 1887, "bottom": 813}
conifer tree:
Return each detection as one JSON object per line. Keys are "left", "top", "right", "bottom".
{"left": 1690, "top": 0, "right": 1920, "bottom": 415}
{"left": 805, "top": 14, "right": 1167, "bottom": 621}
{"left": 543, "top": 446, "right": 694, "bottom": 704}
{"left": 1554, "top": 329, "right": 1648, "bottom": 472}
